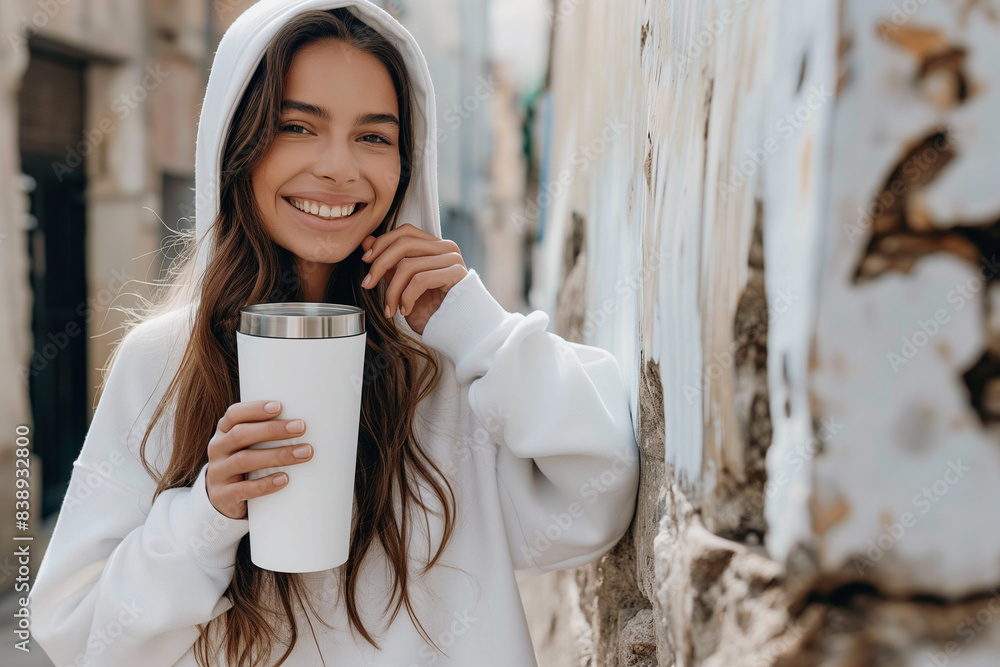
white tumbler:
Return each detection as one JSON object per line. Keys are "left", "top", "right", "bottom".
{"left": 236, "top": 303, "right": 366, "bottom": 573}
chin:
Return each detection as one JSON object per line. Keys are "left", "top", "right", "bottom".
{"left": 297, "top": 253, "right": 343, "bottom": 267}
{"left": 291, "top": 238, "right": 350, "bottom": 260}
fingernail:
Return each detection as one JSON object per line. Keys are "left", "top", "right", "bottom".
{"left": 385, "top": 305, "right": 391, "bottom": 318}
{"left": 362, "top": 249, "right": 372, "bottom": 261}
{"left": 293, "top": 444, "right": 312, "bottom": 458}
{"left": 264, "top": 401, "right": 281, "bottom": 413}
{"left": 400, "top": 304, "right": 406, "bottom": 316}
{"left": 286, "top": 419, "right": 304, "bottom": 433}
{"left": 274, "top": 474, "right": 287, "bottom": 485}
{"left": 362, "top": 273, "right": 371, "bottom": 287}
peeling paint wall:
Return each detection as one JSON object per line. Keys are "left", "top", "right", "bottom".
{"left": 801, "top": 2, "right": 1000, "bottom": 598}
{"left": 518, "top": 0, "right": 1000, "bottom": 664}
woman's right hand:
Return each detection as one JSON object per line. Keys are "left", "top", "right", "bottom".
{"left": 206, "top": 400, "right": 313, "bottom": 520}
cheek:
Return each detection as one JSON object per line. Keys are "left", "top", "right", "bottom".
{"left": 376, "top": 157, "right": 401, "bottom": 197}
{"left": 250, "top": 165, "right": 273, "bottom": 206}
{"left": 253, "top": 146, "right": 293, "bottom": 199}
{"left": 250, "top": 168, "right": 284, "bottom": 234}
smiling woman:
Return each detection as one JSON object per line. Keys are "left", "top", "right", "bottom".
{"left": 251, "top": 38, "right": 403, "bottom": 302}
{"left": 28, "top": 3, "right": 640, "bottom": 667}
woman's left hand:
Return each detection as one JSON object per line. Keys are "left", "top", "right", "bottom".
{"left": 360, "top": 223, "right": 468, "bottom": 335}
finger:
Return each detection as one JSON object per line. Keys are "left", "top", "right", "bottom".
{"left": 361, "top": 223, "right": 438, "bottom": 263}
{"left": 362, "top": 238, "right": 457, "bottom": 289}
{"left": 361, "top": 233, "right": 384, "bottom": 254}
{"left": 229, "top": 472, "right": 291, "bottom": 505}
{"left": 363, "top": 232, "right": 440, "bottom": 269}
{"left": 215, "top": 400, "right": 283, "bottom": 436}
{"left": 211, "top": 416, "right": 306, "bottom": 461}
{"left": 397, "top": 263, "right": 468, "bottom": 315}
{"left": 223, "top": 442, "right": 313, "bottom": 478}
{"left": 384, "top": 254, "right": 462, "bottom": 315}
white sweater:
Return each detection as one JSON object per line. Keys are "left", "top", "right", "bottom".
{"left": 29, "top": 267, "right": 641, "bottom": 666}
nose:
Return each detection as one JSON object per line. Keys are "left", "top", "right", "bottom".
{"left": 313, "top": 138, "right": 359, "bottom": 183}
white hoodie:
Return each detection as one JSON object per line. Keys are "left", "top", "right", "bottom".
{"left": 28, "top": 1, "right": 640, "bottom": 665}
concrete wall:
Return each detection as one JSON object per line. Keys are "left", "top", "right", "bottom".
{"left": 518, "top": 0, "right": 1000, "bottom": 664}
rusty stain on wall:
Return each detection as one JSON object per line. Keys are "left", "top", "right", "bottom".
{"left": 851, "top": 129, "right": 963, "bottom": 280}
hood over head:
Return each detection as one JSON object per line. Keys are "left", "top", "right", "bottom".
{"left": 192, "top": 0, "right": 441, "bottom": 279}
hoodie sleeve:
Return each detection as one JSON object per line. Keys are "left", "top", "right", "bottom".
{"left": 28, "top": 316, "right": 250, "bottom": 667}
{"left": 420, "top": 268, "right": 640, "bottom": 575}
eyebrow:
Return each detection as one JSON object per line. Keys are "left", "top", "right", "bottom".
{"left": 279, "top": 100, "right": 400, "bottom": 129}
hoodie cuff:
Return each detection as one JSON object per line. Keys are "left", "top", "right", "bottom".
{"left": 420, "top": 268, "right": 515, "bottom": 375}
{"left": 170, "top": 462, "right": 250, "bottom": 569}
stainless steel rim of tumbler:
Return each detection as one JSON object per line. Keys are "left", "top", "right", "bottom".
{"left": 238, "top": 303, "right": 365, "bottom": 338}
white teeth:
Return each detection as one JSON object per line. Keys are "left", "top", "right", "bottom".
{"left": 290, "top": 198, "right": 358, "bottom": 220}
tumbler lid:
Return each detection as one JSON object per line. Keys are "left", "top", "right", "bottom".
{"left": 238, "top": 303, "right": 365, "bottom": 338}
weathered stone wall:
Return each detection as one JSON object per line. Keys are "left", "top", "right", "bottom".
{"left": 518, "top": 0, "right": 1000, "bottom": 664}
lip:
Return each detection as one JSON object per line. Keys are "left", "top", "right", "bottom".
{"left": 283, "top": 196, "right": 368, "bottom": 231}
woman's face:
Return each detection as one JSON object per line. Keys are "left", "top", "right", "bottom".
{"left": 252, "top": 39, "right": 401, "bottom": 273}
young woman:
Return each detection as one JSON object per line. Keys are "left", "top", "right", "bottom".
{"left": 29, "top": 1, "right": 640, "bottom": 665}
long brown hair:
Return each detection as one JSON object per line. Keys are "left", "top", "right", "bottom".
{"left": 104, "top": 9, "right": 458, "bottom": 665}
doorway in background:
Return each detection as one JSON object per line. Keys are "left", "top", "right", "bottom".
{"left": 19, "top": 46, "right": 89, "bottom": 518}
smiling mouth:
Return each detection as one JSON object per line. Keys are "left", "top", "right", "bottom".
{"left": 284, "top": 197, "right": 368, "bottom": 221}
